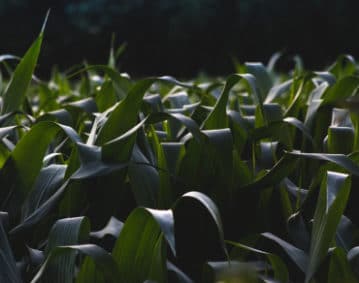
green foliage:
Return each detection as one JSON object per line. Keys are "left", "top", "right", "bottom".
{"left": 3, "top": 17, "right": 359, "bottom": 283}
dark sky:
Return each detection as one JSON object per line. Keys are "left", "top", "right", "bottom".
{"left": 0, "top": 1, "right": 359, "bottom": 77}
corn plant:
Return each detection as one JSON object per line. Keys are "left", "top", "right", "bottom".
{"left": 2, "top": 15, "right": 359, "bottom": 283}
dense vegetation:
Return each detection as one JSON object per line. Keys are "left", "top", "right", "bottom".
{"left": 3, "top": 15, "right": 359, "bottom": 283}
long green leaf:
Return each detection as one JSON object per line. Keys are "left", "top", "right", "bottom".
{"left": 306, "top": 171, "right": 351, "bottom": 282}
{"left": 1, "top": 11, "right": 49, "bottom": 114}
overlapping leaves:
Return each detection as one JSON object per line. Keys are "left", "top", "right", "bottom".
{"left": 2, "top": 17, "right": 359, "bottom": 282}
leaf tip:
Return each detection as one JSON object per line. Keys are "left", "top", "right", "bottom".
{"left": 40, "top": 9, "right": 51, "bottom": 35}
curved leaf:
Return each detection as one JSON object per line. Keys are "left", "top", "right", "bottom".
{"left": 262, "top": 232, "right": 308, "bottom": 273}
{"left": 173, "top": 191, "right": 227, "bottom": 259}
{"left": 41, "top": 217, "right": 90, "bottom": 283}
{"left": 287, "top": 151, "right": 359, "bottom": 176}
{"left": 112, "top": 207, "right": 173, "bottom": 283}
{"left": 245, "top": 62, "right": 273, "bottom": 97}
{"left": 32, "top": 244, "right": 120, "bottom": 283}
{"left": 90, "top": 217, "right": 123, "bottom": 239}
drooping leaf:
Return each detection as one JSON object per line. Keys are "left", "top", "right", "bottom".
{"left": 32, "top": 244, "right": 120, "bottom": 283}
{"left": 90, "top": 217, "right": 123, "bottom": 239}
{"left": 245, "top": 62, "right": 273, "bottom": 98}
{"left": 262, "top": 232, "right": 308, "bottom": 273}
{"left": 173, "top": 191, "right": 228, "bottom": 264}
{"left": 287, "top": 151, "right": 359, "bottom": 176}
{"left": 112, "top": 207, "right": 174, "bottom": 283}
{"left": 41, "top": 217, "right": 90, "bottom": 283}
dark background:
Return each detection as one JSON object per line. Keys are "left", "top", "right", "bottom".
{"left": 0, "top": 0, "right": 358, "bottom": 77}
